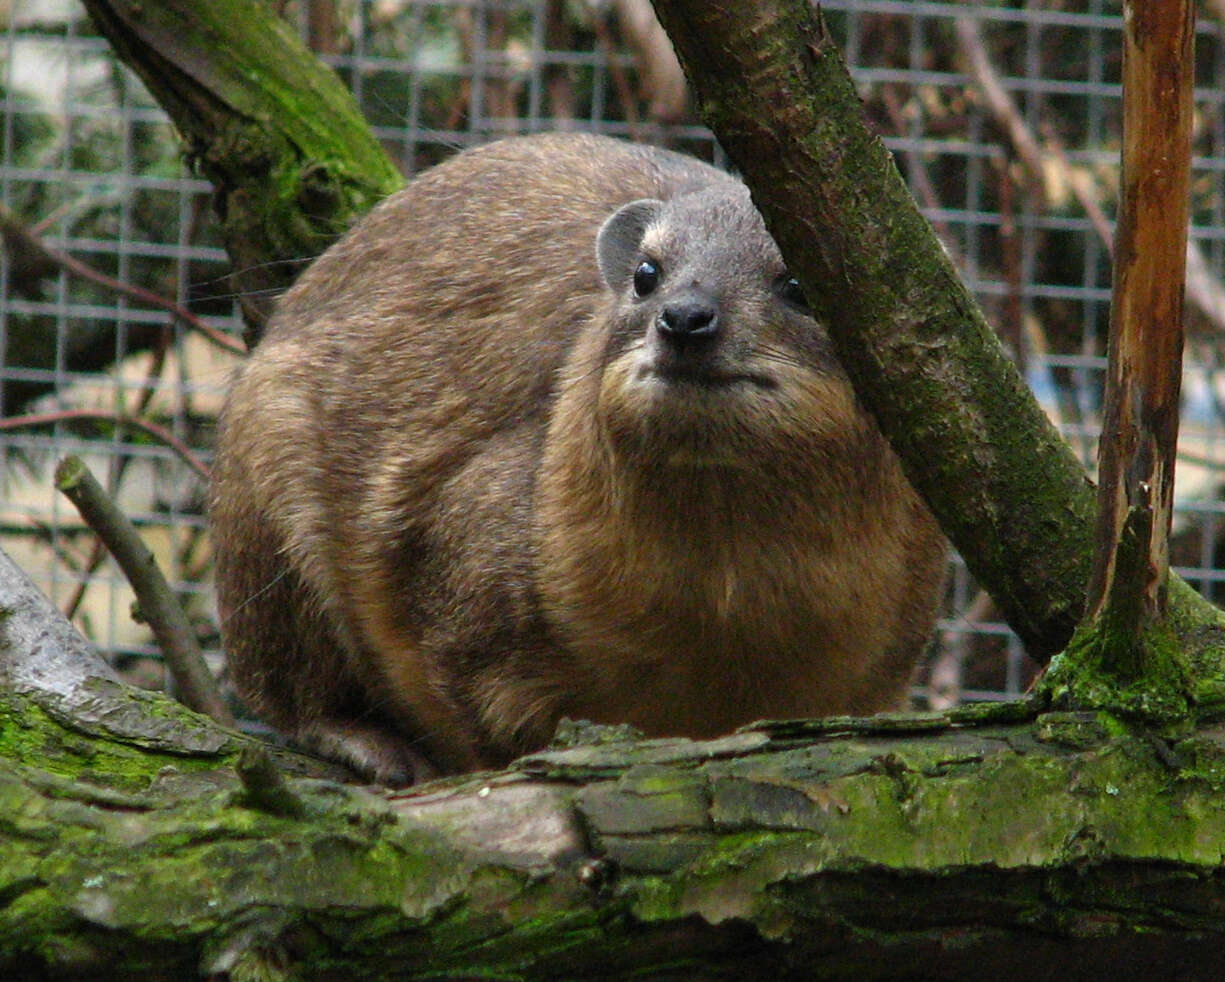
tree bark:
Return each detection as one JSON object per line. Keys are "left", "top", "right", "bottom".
{"left": 1084, "top": 0, "right": 1194, "bottom": 675}
{"left": 5, "top": 620, "right": 1225, "bottom": 980}
{"left": 79, "top": 0, "right": 403, "bottom": 347}
{"left": 6, "top": 541, "right": 1225, "bottom": 978}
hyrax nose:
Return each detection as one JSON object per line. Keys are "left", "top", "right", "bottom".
{"left": 656, "top": 292, "right": 719, "bottom": 344}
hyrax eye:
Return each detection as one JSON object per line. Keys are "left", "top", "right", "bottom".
{"left": 633, "top": 259, "right": 660, "bottom": 297}
{"left": 777, "top": 274, "right": 811, "bottom": 313}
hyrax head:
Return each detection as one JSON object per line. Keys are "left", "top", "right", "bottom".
{"left": 592, "top": 183, "right": 860, "bottom": 467}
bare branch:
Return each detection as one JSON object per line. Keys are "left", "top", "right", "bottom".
{"left": 0, "top": 205, "right": 245, "bottom": 356}
{"left": 1, "top": 410, "right": 211, "bottom": 482}
{"left": 613, "top": 0, "right": 688, "bottom": 123}
{"left": 1085, "top": 0, "right": 1194, "bottom": 665}
{"left": 54, "top": 455, "right": 235, "bottom": 727}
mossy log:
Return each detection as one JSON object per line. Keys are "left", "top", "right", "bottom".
{"left": 3, "top": 548, "right": 1225, "bottom": 980}
{"left": 8, "top": 679, "right": 1225, "bottom": 976}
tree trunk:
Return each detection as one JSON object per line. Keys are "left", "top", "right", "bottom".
{"left": 1084, "top": 0, "right": 1194, "bottom": 676}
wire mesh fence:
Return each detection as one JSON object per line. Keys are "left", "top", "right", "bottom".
{"left": 2, "top": 0, "right": 1224, "bottom": 715}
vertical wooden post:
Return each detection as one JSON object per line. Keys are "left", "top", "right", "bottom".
{"left": 1085, "top": 0, "right": 1194, "bottom": 673}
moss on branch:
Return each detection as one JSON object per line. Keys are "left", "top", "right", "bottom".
{"left": 6, "top": 689, "right": 1225, "bottom": 979}
{"left": 80, "top": 0, "right": 403, "bottom": 345}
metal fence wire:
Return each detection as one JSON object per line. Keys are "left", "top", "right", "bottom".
{"left": 3, "top": 0, "right": 1225, "bottom": 715}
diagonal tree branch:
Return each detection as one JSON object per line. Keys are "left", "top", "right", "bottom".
{"left": 79, "top": 0, "right": 403, "bottom": 347}
{"left": 954, "top": 14, "right": 1225, "bottom": 338}
{"left": 650, "top": 0, "right": 1098, "bottom": 659}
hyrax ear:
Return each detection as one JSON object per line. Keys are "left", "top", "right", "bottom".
{"left": 596, "top": 199, "right": 662, "bottom": 290}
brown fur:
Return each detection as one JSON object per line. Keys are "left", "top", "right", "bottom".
{"left": 210, "top": 133, "right": 945, "bottom": 783}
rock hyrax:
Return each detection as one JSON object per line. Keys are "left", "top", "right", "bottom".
{"left": 210, "top": 133, "right": 945, "bottom": 783}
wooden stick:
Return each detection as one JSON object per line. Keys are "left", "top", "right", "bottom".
{"left": 55, "top": 455, "right": 236, "bottom": 727}
{"left": 0, "top": 205, "right": 245, "bottom": 356}
{"left": 1085, "top": 0, "right": 1194, "bottom": 669}
{"left": 2, "top": 410, "right": 210, "bottom": 482}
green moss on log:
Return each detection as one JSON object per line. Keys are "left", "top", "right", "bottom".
{"left": 10, "top": 700, "right": 1225, "bottom": 977}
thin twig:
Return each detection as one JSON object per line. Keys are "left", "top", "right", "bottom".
{"left": 1036, "top": 120, "right": 1116, "bottom": 254}
{"left": 613, "top": 0, "right": 688, "bottom": 124}
{"left": 0, "top": 409, "right": 210, "bottom": 482}
{"left": 55, "top": 455, "right": 236, "bottom": 727}
{"left": 954, "top": 18, "right": 1044, "bottom": 189}
{"left": 0, "top": 204, "right": 245, "bottom": 356}
{"left": 65, "top": 336, "right": 174, "bottom": 621}
{"left": 593, "top": 11, "right": 643, "bottom": 141}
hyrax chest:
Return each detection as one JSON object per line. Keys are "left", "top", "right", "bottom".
{"left": 529, "top": 184, "right": 932, "bottom": 734}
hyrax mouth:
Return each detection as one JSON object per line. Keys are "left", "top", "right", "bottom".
{"left": 628, "top": 292, "right": 775, "bottom": 392}
{"left": 636, "top": 363, "right": 777, "bottom": 391}
{"left": 634, "top": 316, "right": 778, "bottom": 394}
{"left": 627, "top": 275, "right": 785, "bottom": 394}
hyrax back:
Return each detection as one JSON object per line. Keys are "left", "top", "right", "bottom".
{"left": 211, "top": 133, "right": 945, "bottom": 783}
